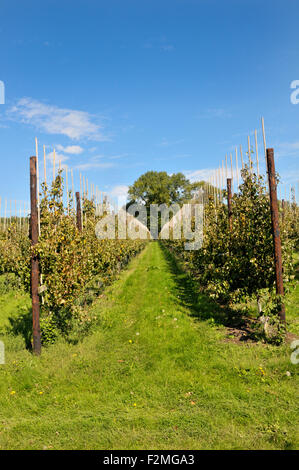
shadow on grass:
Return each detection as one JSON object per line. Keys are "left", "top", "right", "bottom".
{"left": 7, "top": 309, "right": 33, "bottom": 351}
{"left": 159, "top": 242, "right": 254, "bottom": 339}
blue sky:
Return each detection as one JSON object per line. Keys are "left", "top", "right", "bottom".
{"left": 0, "top": 0, "right": 299, "bottom": 210}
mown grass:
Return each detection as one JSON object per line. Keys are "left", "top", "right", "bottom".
{"left": 0, "top": 241, "right": 298, "bottom": 450}
{"left": 286, "top": 251, "right": 299, "bottom": 335}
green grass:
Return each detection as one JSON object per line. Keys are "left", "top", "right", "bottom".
{"left": 286, "top": 251, "right": 299, "bottom": 335}
{"left": 0, "top": 241, "right": 298, "bottom": 450}
{"left": 0, "top": 291, "right": 30, "bottom": 330}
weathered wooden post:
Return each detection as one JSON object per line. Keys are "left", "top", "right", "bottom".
{"left": 76, "top": 191, "right": 82, "bottom": 231}
{"left": 266, "top": 148, "right": 286, "bottom": 324}
{"left": 30, "top": 156, "right": 41, "bottom": 355}
{"left": 227, "top": 178, "right": 232, "bottom": 232}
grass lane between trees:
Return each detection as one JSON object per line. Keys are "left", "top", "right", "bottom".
{"left": 0, "top": 241, "right": 298, "bottom": 449}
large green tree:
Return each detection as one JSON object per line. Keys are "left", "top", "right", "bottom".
{"left": 128, "top": 171, "right": 201, "bottom": 207}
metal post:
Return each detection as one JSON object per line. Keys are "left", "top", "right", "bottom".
{"left": 266, "top": 148, "right": 286, "bottom": 324}
{"left": 227, "top": 178, "right": 232, "bottom": 232}
{"left": 30, "top": 157, "right": 41, "bottom": 355}
{"left": 76, "top": 191, "right": 82, "bottom": 231}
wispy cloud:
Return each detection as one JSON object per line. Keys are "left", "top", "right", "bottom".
{"left": 184, "top": 167, "right": 239, "bottom": 183}
{"left": 8, "top": 98, "right": 108, "bottom": 141}
{"left": 143, "top": 36, "right": 175, "bottom": 52}
{"left": 158, "top": 138, "right": 185, "bottom": 147}
{"left": 75, "top": 161, "right": 115, "bottom": 171}
{"left": 73, "top": 154, "right": 117, "bottom": 171}
{"left": 154, "top": 153, "right": 191, "bottom": 162}
{"left": 56, "top": 144, "right": 84, "bottom": 155}
{"left": 107, "top": 153, "right": 128, "bottom": 160}
{"left": 279, "top": 168, "right": 299, "bottom": 179}
{"left": 46, "top": 150, "right": 69, "bottom": 166}
{"left": 278, "top": 168, "right": 299, "bottom": 185}
{"left": 161, "top": 44, "right": 174, "bottom": 52}
{"left": 275, "top": 141, "right": 299, "bottom": 158}
{"left": 196, "top": 108, "right": 232, "bottom": 119}
{"left": 184, "top": 168, "right": 217, "bottom": 182}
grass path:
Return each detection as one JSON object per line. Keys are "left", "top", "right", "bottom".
{"left": 0, "top": 242, "right": 298, "bottom": 449}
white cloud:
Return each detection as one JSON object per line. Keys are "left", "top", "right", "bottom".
{"left": 73, "top": 153, "right": 126, "bottom": 171}
{"left": 184, "top": 168, "right": 217, "bottom": 182}
{"left": 109, "top": 185, "right": 129, "bottom": 208}
{"left": 110, "top": 185, "right": 129, "bottom": 198}
{"left": 75, "top": 161, "right": 115, "bottom": 171}
{"left": 8, "top": 98, "right": 108, "bottom": 141}
{"left": 56, "top": 144, "right": 84, "bottom": 155}
{"left": 46, "top": 150, "right": 69, "bottom": 163}
{"left": 184, "top": 167, "right": 240, "bottom": 185}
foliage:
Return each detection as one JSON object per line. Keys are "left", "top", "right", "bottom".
{"left": 281, "top": 195, "right": 299, "bottom": 253}
{"left": 128, "top": 171, "right": 201, "bottom": 207}
{"left": 163, "top": 167, "right": 296, "bottom": 341}
{"left": 0, "top": 173, "right": 147, "bottom": 344}
{"left": 0, "top": 226, "right": 31, "bottom": 289}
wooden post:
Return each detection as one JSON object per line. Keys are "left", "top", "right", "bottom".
{"left": 53, "top": 148, "right": 56, "bottom": 181}
{"left": 266, "top": 148, "right": 285, "bottom": 324}
{"left": 19, "top": 202, "right": 22, "bottom": 230}
{"left": 35, "top": 139, "right": 41, "bottom": 236}
{"left": 65, "top": 166, "right": 69, "bottom": 215}
{"left": 43, "top": 145, "right": 47, "bottom": 186}
{"left": 59, "top": 160, "right": 62, "bottom": 204}
{"left": 80, "top": 174, "right": 84, "bottom": 229}
{"left": 225, "top": 154, "right": 228, "bottom": 179}
{"left": 248, "top": 135, "right": 252, "bottom": 172}
{"left": 227, "top": 178, "right": 232, "bottom": 232}
{"left": 76, "top": 192, "right": 82, "bottom": 231}
{"left": 230, "top": 153, "right": 234, "bottom": 194}
{"left": 235, "top": 147, "right": 239, "bottom": 189}
{"left": 30, "top": 156, "right": 41, "bottom": 355}
{"left": 71, "top": 169, "right": 75, "bottom": 211}
{"left": 254, "top": 129, "right": 259, "bottom": 178}
{"left": 4, "top": 198, "right": 7, "bottom": 230}
{"left": 261, "top": 117, "right": 267, "bottom": 165}
{"left": 240, "top": 144, "right": 244, "bottom": 170}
